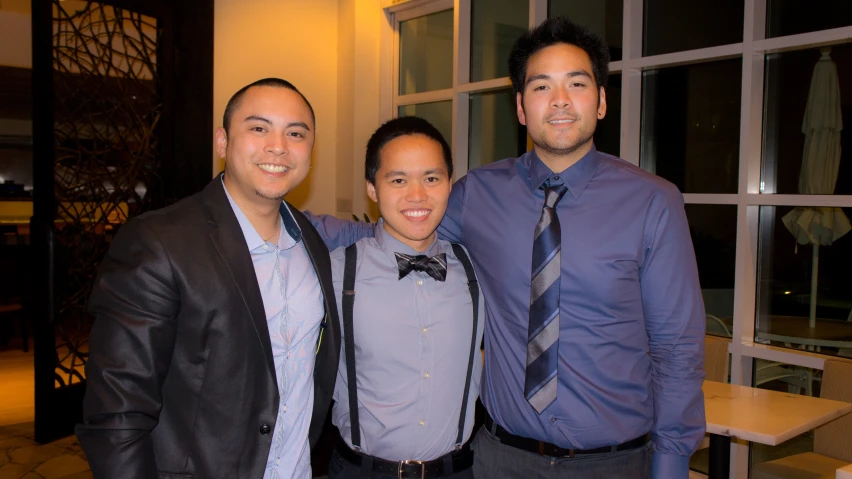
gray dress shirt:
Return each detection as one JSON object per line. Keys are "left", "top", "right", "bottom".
{"left": 330, "top": 220, "right": 485, "bottom": 461}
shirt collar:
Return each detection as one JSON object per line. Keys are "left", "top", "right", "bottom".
{"left": 220, "top": 174, "right": 302, "bottom": 251}
{"left": 525, "top": 145, "right": 599, "bottom": 200}
{"left": 374, "top": 218, "right": 442, "bottom": 266}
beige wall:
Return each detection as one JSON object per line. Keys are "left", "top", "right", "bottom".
{"left": 0, "top": 11, "right": 31, "bottom": 68}
{"left": 213, "top": 0, "right": 343, "bottom": 214}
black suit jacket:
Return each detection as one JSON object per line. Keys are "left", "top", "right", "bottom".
{"left": 76, "top": 178, "right": 340, "bottom": 479}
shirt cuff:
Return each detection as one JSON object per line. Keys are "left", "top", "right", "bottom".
{"left": 652, "top": 451, "right": 690, "bottom": 479}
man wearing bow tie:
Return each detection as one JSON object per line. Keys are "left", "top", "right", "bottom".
{"left": 327, "top": 116, "right": 484, "bottom": 479}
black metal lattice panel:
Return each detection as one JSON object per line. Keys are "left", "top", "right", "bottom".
{"left": 51, "top": 1, "right": 161, "bottom": 388}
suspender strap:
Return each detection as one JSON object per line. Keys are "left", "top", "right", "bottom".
{"left": 343, "top": 243, "right": 480, "bottom": 452}
{"left": 451, "top": 243, "right": 479, "bottom": 448}
{"left": 342, "top": 243, "right": 361, "bottom": 450}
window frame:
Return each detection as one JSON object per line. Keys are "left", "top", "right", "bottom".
{"left": 380, "top": 0, "right": 852, "bottom": 384}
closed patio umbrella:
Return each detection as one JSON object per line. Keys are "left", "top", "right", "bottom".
{"left": 782, "top": 47, "right": 850, "bottom": 328}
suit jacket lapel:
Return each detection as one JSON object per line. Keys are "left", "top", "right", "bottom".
{"left": 201, "top": 179, "right": 277, "bottom": 382}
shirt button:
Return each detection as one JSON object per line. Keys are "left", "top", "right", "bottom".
{"left": 417, "top": 279, "right": 423, "bottom": 286}
{"left": 419, "top": 420, "right": 425, "bottom": 426}
{"left": 551, "top": 417, "right": 557, "bottom": 423}
{"left": 422, "top": 328, "right": 428, "bottom": 333}
{"left": 283, "top": 405, "right": 288, "bottom": 413}
{"left": 275, "top": 459, "right": 280, "bottom": 465}
{"left": 424, "top": 372, "right": 430, "bottom": 378}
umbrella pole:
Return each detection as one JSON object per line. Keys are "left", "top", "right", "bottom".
{"left": 809, "top": 244, "right": 819, "bottom": 328}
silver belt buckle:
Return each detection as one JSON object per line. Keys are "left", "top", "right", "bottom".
{"left": 398, "top": 459, "right": 425, "bottom": 479}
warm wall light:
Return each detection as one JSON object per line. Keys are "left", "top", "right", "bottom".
{"left": 784, "top": 291, "right": 792, "bottom": 295}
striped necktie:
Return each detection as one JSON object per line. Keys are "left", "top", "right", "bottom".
{"left": 524, "top": 183, "right": 568, "bottom": 414}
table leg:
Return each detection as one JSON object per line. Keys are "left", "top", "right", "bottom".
{"left": 708, "top": 434, "right": 731, "bottom": 479}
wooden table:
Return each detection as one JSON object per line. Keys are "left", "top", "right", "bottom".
{"left": 837, "top": 463, "right": 852, "bottom": 479}
{"left": 703, "top": 380, "right": 852, "bottom": 479}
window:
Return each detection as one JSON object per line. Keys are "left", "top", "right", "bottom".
{"left": 382, "top": 0, "right": 852, "bottom": 412}
{"left": 641, "top": 59, "right": 742, "bottom": 194}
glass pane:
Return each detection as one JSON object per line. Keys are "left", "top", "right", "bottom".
{"left": 747, "top": 359, "right": 820, "bottom": 475}
{"left": 767, "top": 0, "right": 852, "bottom": 38}
{"left": 640, "top": 59, "right": 741, "bottom": 193}
{"left": 549, "top": 0, "right": 623, "bottom": 61}
{"left": 470, "top": 0, "right": 528, "bottom": 82}
{"left": 756, "top": 205, "right": 852, "bottom": 357}
{"left": 398, "top": 101, "right": 453, "bottom": 150}
{"left": 761, "top": 43, "right": 852, "bottom": 195}
{"left": 595, "top": 73, "right": 620, "bottom": 157}
{"left": 399, "top": 9, "right": 454, "bottom": 95}
{"left": 468, "top": 89, "right": 527, "bottom": 169}
{"left": 643, "top": 0, "right": 743, "bottom": 56}
{"left": 687, "top": 204, "right": 737, "bottom": 337}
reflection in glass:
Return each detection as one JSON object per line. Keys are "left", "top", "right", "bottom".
{"left": 399, "top": 101, "right": 453, "bottom": 150}
{"left": 761, "top": 43, "right": 852, "bottom": 195}
{"left": 640, "top": 59, "right": 741, "bottom": 193}
{"left": 471, "top": 0, "right": 528, "bottom": 82}
{"left": 549, "top": 0, "right": 623, "bottom": 61}
{"left": 469, "top": 90, "right": 526, "bottom": 169}
{"left": 595, "top": 73, "right": 620, "bottom": 157}
{"left": 399, "top": 10, "right": 454, "bottom": 95}
{"left": 686, "top": 204, "right": 736, "bottom": 337}
{"left": 643, "top": 0, "right": 743, "bottom": 56}
{"left": 756, "top": 205, "right": 852, "bottom": 358}
{"left": 767, "top": 0, "right": 852, "bottom": 38}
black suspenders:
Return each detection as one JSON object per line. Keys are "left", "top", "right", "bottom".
{"left": 342, "top": 243, "right": 480, "bottom": 452}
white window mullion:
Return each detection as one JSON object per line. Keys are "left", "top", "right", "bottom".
{"left": 453, "top": 0, "right": 470, "bottom": 178}
{"left": 729, "top": 0, "right": 765, "bottom": 389}
{"left": 619, "top": 0, "right": 643, "bottom": 164}
{"left": 529, "top": 0, "right": 547, "bottom": 27}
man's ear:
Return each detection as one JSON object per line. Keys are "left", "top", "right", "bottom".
{"left": 516, "top": 91, "right": 527, "bottom": 125}
{"left": 366, "top": 181, "right": 378, "bottom": 203}
{"left": 215, "top": 127, "right": 228, "bottom": 159}
{"left": 597, "top": 86, "right": 607, "bottom": 120}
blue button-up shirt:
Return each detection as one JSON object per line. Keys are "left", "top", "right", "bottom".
{"left": 330, "top": 221, "right": 484, "bottom": 461}
{"left": 306, "top": 146, "right": 706, "bottom": 478}
{"left": 223, "top": 182, "right": 325, "bottom": 479}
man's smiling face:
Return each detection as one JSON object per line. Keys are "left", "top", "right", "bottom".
{"left": 217, "top": 85, "right": 315, "bottom": 206}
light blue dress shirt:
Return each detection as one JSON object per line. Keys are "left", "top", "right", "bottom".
{"left": 330, "top": 221, "right": 484, "bottom": 461}
{"left": 222, "top": 182, "right": 325, "bottom": 479}
{"left": 306, "top": 146, "right": 706, "bottom": 479}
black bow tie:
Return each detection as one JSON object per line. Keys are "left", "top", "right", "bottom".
{"left": 395, "top": 252, "right": 447, "bottom": 282}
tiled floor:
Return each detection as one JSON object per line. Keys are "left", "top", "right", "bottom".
{"left": 0, "top": 422, "right": 91, "bottom": 479}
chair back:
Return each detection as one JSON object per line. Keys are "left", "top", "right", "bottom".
{"left": 704, "top": 335, "right": 731, "bottom": 383}
{"left": 813, "top": 359, "right": 852, "bottom": 461}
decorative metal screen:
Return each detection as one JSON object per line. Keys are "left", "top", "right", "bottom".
{"left": 51, "top": 0, "right": 161, "bottom": 388}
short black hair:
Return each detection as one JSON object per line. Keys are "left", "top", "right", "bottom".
{"left": 365, "top": 116, "right": 453, "bottom": 184}
{"left": 508, "top": 16, "right": 610, "bottom": 96}
{"left": 222, "top": 78, "right": 315, "bottom": 133}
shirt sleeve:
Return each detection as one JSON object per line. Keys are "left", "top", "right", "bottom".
{"left": 639, "top": 187, "right": 706, "bottom": 477}
{"left": 437, "top": 175, "right": 467, "bottom": 243}
{"left": 302, "top": 211, "right": 375, "bottom": 250}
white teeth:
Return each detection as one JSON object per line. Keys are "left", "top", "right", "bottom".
{"left": 549, "top": 119, "right": 575, "bottom": 124}
{"left": 402, "top": 210, "right": 429, "bottom": 217}
{"left": 257, "top": 164, "right": 290, "bottom": 173}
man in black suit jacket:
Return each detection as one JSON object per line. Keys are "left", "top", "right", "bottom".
{"left": 76, "top": 78, "right": 340, "bottom": 479}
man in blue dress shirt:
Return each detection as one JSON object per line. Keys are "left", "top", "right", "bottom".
{"left": 308, "top": 16, "right": 705, "bottom": 479}
{"left": 327, "top": 117, "right": 484, "bottom": 479}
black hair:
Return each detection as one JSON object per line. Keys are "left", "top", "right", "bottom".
{"left": 222, "top": 78, "right": 315, "bottom": 132}
{"left": 365, "top": 116, "right": 453, "bottom": 184}
{"left": 508, "top": 16, "right": 610, "bottom": 96}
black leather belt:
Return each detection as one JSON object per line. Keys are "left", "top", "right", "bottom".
{"left": 485, "top": 414, "right": 651, "bottom": 457}
{"left": 335, "top": 437, "right": 473, "bottom": 479}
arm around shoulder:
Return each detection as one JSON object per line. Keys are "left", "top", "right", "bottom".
{"left": 75, "top": 218, "right": 181, "bottom": 479}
